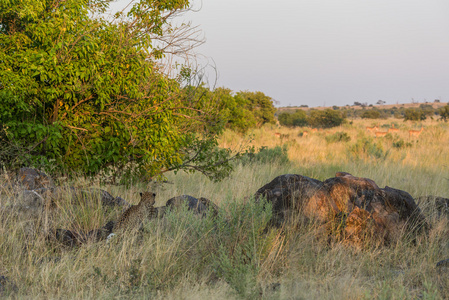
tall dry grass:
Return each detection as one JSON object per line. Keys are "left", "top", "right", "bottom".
{"left": 0, "top": 118, "right": 448, "bottom": 299}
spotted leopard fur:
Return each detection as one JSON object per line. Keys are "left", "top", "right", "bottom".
{"left": 114, "top": 192, "right": 157, "bottom": 232}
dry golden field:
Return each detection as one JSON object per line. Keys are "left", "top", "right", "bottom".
{"left": 0, "top": 118, "right": 448, "bottom": 299}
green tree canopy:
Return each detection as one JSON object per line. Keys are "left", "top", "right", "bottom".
{"left": 278, "top": 110, "right": 307, "bottom": 127}
{"left": 236, "top": 91, "right": 276, "bottom": 127}
{"left": 439, "top": 104, "right": 449, "bottom": 121}
{"left": 0, "top": 0, "right": 235, "bottom": 182}
{"left": 403, "top": 108, "right": 426, "bottom": 121}
{"left": 307, "top": 109, "right": 345, "bottom": 128}
{"left": 361, "top": 109, "right": 381, "bottom": 119}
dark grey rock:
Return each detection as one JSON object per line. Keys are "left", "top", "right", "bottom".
{"left": 165, "top": 195, "right": 208, "bottom": 215}
{"left": 49, "top": 220, "right": 117, "bottom": 247}
{"left": 17, "top": 167, "right": 55, "bottom": 190}
{"left": 254, "top": 174, "right": 323, "bottom": 223}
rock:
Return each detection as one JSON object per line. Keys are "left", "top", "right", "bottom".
{"left": 75, "top": 188, "right": 130, "bottom": 208}
{"left": 254, "top": 174, "right": 324, "bottom": 225}
{"left": 165, "top": 195, "right": 208, "bottom": 215}
{"left": 112, "top": 196, "right": 130, "bottom": 208}
{"left": 49, "top": 220, "right": 117, "bottom": 247}
{"left": 82, "top": 188, "right": 130, "bottom": 208}
{"left": 86, "top": 220, "right": 116, "bottom": 242}
{"left": 255, "top": 172, "right": 428, "bottom": 247}
{"left": 344, "top": 207, "right": 376, "bottom": 246}
{"left": 326, "top": 174, "right": 427, "bottom": 246}
{"left": 163, "top": 195, "right": 219, "bottom": 218}
{"left": 17, "top": 167, "right": 55, "bottom": 190}
{"left": 50, "top": 228, "right": 81, "bottom": 247}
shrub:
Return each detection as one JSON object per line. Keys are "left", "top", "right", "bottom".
{"left": 361, "top": 110, "right": 381, "bottom": 119}
{"left": 307, "top": 109, "right": 345, "bottom": 128}
{"left": 392, "top": 139, "right": 412, "bottom": 149}
{"left": 325, "top": 132, "right": 351, "bottom": 143}
{"left": 439, "top": 105, "right": 449, "bottom": 121}
{"left": 278, "top": 110, "right": 308, "bottom": 127}
{"left": 348, "top": 137, "right": 389, "bottom": 160}
{"left": 212, "top": 197, "right": 273, "bottom": 298}
{"left": 404, "top": 108, "right": 427, "bottom": 121}
{"left": 241, "top": 145, "right": 290, "bottom": 165}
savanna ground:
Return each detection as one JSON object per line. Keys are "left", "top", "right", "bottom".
{"left": 1, "top": 118, "right": 448, "bottom": 299}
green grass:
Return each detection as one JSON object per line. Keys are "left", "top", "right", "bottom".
{"left": 1, "top": 118, "right": 449, "bottom": 299}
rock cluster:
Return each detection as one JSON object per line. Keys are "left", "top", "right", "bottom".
{"left": 255, "top": 172, "right": 428, "bottom": 247}
{"left": 0, "top": 168, "right": 433, "bottom": 249}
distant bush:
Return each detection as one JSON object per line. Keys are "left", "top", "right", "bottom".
{"left": 361, "top": 110, "right": 381, "bottom": 119}
{"left": 278, "top": 110, "right": 308, "bottom": 127}
{"left": 348, "top": 137, "right": 388, "bottom": 160}
{"left": 241, "top": 145, "right": 290, "bottom": 165}
{"left": 308, "top": 109, "right": 345, "bottom": 128}
{"left": 439, "top": 105, "right": 449, "bottom": 121}
{"left": 325, "top": 132, "right": 351, "bottom": 143}
{"left": 392, "top": 139, "right": 412, "bottom": 149}
{"left": 404, "top": 108, "right": 426, "bottom": 121}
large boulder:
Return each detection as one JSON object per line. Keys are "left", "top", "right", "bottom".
{"left": 254, "top": 174, "right": 324, "bottom": 225}
{"left": 255, "top": 172, "right": 427, "bottom": 247}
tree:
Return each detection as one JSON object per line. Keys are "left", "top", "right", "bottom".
{"left": 0, "top": 0, "right": 235, "bottom": 182}
{"left": 307, "top": 109, "right": 345, "bottom": 128}
{"left": 236, "top": 91, "right": 276, "bottom": 127}
{"left": 403, "top": 108, "right": 426, "bottom": 121}
{"left": 278, "top": 110, "right": 307, "bottom": 127}
{"left": 361, "top": 109, "right": 381, "bottom": 119}
{"left": 182, "top": 86, "right": 256, "bottom": 133}
{"left": 439, "top": 105, "right": 449, "bottom": 121}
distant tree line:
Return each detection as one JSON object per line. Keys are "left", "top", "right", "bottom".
{"left": 336, "top": 104, "right": 449, "bottom": 121}
{"left": 277, "top": 103, "right": 449, "bottom": 128}
{"left": 278, "top": 109, "right": 346, "bottom": 128}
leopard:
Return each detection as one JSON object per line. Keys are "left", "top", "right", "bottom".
{"left": 113, "top": 192, "right": 157, "bottom": 232}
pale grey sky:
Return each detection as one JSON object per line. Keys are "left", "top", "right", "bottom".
{"left": 181, "top": 0, "right": 449, "bottom": 107}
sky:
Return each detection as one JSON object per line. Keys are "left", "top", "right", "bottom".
{"left": 175, "top": 0, "right": 449, "bottom": 107}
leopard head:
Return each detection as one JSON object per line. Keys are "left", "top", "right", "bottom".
{"left": 139, "top": 192, "right": 156, "bottom": 206}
